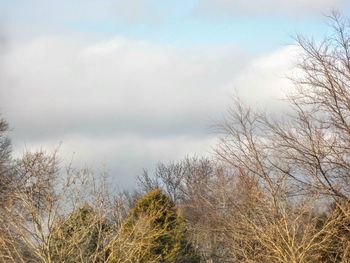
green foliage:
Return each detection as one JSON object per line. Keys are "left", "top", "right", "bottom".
{"left": 108, "top": 189, "right": 199, "bottom": 263}
{"left": 49, "top": 204, "right": 109, "bottom": 263}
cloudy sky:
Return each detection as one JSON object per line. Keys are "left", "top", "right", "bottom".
{"left": 1, "top": 0, "right": 350, "bottom": 188}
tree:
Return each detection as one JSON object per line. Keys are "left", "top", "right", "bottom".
{"left": 0, "top": 118, "right": 16, "bottom": 262}
{"left": 49, "top": 204, "right": 110, "bottom": 263}
{"left": 0, "top": 147, "right": 116, "bottom": 263}
{"left": 213, "top": 13, "right": 350, "bottom": 262}
{"left": 0, "top": 150, "right": 59, "bottom": 262}
{"left": 0, "top": 118, "right": 10, "bottom": 175}
{"left": 137, "top": 158, "right": 234, "bottom": 262}
{"left": 315, "top": 201, "right": 350, "bottom": 263}
{"left": 272, "top": 12, "right": 350, "bottom": 200}
{"left": 0, "top": 117, "right": 12, "bottom": 205}
{"left": 107, "top": 189, "right": 199, "bottom": 263}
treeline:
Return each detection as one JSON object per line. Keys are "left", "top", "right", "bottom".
{"left": 2, "top": 13, "right": 350, "bottom": 263}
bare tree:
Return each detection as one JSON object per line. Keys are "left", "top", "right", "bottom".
{"left": 212, "top": 13, "right": 350, "bottom": 262}
{"left": 138, "top": 161, "right": 187, "bottom": 203}
{"left": 0, "top": 118, "right": 12, "bottom": 207}
{"left": 275, "top": 12, "right": 350, "bottom": 200}
{"left": 0, "top": 149, "right": 117, "bottom": 263}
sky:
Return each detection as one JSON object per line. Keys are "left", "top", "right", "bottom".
{"left": 1, "top": 0, "right": 350, "bottom": 188}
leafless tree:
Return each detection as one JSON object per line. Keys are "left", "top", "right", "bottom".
{"left": 0, "top": 149, "right": 118, "bottom": 263}
{"left": 212, "top": 13, "right": 350, "bottom": 262}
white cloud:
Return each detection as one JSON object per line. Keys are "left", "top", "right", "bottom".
{"left": 195, "top": 0, "right": 348, "bottom": 17}
{"left": 1, "top": 35, "right": 298, "bottom": 187}
{"left": 233, "top": 46, "right": 299, "bottom": 111}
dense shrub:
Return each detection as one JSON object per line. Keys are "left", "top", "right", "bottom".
{"left": 108, "top": 189, "right": 199, "bottom": 263}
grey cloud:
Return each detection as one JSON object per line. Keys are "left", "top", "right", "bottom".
{"left": 1, "top": 36, "right": 297, "bottom": 188}
{"left": 11, "top": 111, "right": 213, "bottom": 142}
{"left": 1, "top": 36, "right": 249, "bottom": 141}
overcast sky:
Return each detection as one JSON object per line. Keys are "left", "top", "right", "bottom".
{"left": 1, "top": 0, "right": 350, "bottom": 188}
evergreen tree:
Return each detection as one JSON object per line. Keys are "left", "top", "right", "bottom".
{"left": 108, "top": 189, "right": 199, "bottom": 263}
{"left": 49, "top": 204, "right": 109, "bottom": 262}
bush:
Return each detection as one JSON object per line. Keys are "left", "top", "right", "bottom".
{"left": 108, "top": 189, "right": 199, "bottom": 263}
{"left": 49, "top": 204, "right": 109, "bottom": 262}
